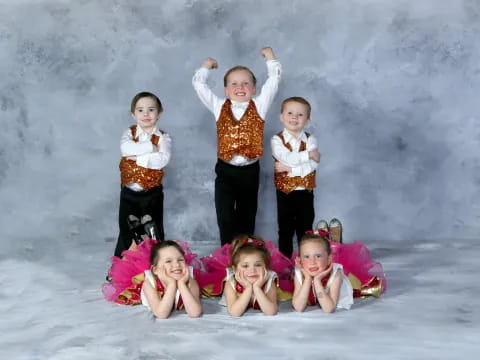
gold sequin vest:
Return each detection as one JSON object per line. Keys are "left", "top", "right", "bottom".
{"left": 274, "top": 131, "right": 316, "bottom": 194}
{"left": 119, "top": 125, "right": 164, "bottom": 191}
{"left": 217, "top": 99, "right": 264, "bottom": 162}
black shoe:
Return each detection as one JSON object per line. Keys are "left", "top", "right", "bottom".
{"left": 128, "top": 215, "right": 146, "bottom": 244}
{"left": 141, "top": 215, "right": 160, "bottom": 241}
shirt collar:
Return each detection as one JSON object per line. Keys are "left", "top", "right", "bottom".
{"left": 282, "top": 128, "right": 307, "bottom": 143}
{"left": 136, "top": 125, "right": 158, "bottom": 137}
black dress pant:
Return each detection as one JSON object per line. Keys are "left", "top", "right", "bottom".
{"left": 215, "top": 160, "right": 260, "bottom": 245}
{"left": 276, "top": 189, "right": 314, "bottom": 258}
{"left": 114, "top": 185, "right": 165, "bottom": 257}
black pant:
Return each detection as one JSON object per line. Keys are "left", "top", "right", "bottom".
{"left": 114, "top": 185, "right": 165, "bottom": 257}
{"left": 215, "top": 160, "right": 260, "bottom": 245}
{"left": 276, "top": 189, "right": 314, "bottom": 258}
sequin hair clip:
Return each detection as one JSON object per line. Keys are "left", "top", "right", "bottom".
{"left": 242, "top": 237, "right": 264, "bottom": 247}
{"left": 305, "top": 229, "right": 330, "bottom": 237}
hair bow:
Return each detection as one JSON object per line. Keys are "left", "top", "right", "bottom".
{"left": 305, "top": 229, "right": 330, "bottom": 237}
{"left": 243, "top": 237, "right": 264, "bottom": 247}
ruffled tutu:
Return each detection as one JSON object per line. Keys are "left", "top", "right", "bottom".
{"left": 102, "top": 238, "right": 200, "bottom": 305}
{"left": 292, "top": 241, "right": 387, "bottom": 298}
{"left": 196, "top": 240, "right": 294, "bottom": 299}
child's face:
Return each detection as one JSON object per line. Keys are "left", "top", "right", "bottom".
{"left": 152, "top": 246, "right": 186, "bottom": 281}
{"left": 299, "top": 241, "right": 331, "bottom": 276}
{"left": 234, "top": 252, "right": 266, "bottom": 284}
{"left": 224, "top": 70, "right": 256, "bottom": 102}
{"left": 280, "top": 101, "right": 310, "bottom": 135}
{"left": 131, "top": 96, "right": 161, "bottom": 131}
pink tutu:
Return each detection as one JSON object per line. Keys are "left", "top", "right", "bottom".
{"left": 102, "top": 238, "right": 199, "bottom": 305}
{"left": 197, "top": 240, "right": 294, "bottom": 298}
{"left": 292, "top": 240, "right": 387, "bottom": 298}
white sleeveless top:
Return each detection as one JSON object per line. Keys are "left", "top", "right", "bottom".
{"left": 219, "top": 267, "right": 278, "bottom": 306}
{"left": 294, "top": 263, "right": 353, "bottom": 310}
{"left": 141, "top": 267, "right": 195, "bottom": 311}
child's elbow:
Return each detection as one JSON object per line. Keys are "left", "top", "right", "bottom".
{"left": 323, "top": 306, "right": 336, "bottom": 314}
{"left": 188, "top": 310, "right": 202, "bottom": 318}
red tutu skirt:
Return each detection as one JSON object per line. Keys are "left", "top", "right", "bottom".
{"left": 102, "top": 238, "right": 200, "bottom": 305}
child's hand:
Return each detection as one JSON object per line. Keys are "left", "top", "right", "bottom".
{"left": 178, "top": 266, "right": 190, "bottom": 285}
{"left": 308, "top": 149, "right": 321, "bottom": 163}
{"left": 261, "top": 47, "right": 276, "bottom": 61}
{"left": 202, "top": 57, "right": 218, "bottom": 69}
{"left": 295, "top": 257, "right": 312, "bottom": 281}
{"left": 158, "top": 266, "right": 176, "bottom": 288}
{"left": 235, "top": 269, "right": 252, "bottom": 290}
{"left": 253, "top": 268, "right": 268, "bottom": 289}
{"left": 126, "top": 156, "right": 137, "bottom": 161}
{"left": 313, "top": 262, "right": 333, "bottom": 284}
{"left": 274, "top": 161, "right": 291, "bottom": 174}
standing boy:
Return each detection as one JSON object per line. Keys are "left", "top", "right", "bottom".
{"left": 192, "top": 47, "right": 281, "bottom": 245}
{"left": 271, "top": 97, "right": 320, "bottom": 257}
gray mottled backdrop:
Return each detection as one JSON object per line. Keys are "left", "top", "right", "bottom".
{"left": 1, "top": 0, "right": 479, "bottom": 257}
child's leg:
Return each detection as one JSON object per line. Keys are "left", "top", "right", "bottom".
{"left": 114, "top": 188, "right": 141, "bottom": 257}
{"left": 276, "top": 190, "right": 296, "bottom": 258}
{"left": 142, "top": 185, "right": 165, "bottom": 241}
{"left": 235, "top": 161, "right": 260, "bottom": 236}
{"left": 294, "top": 190, "right": 315, "bottom": 244}
{"left": 215, "top": 161, "right": 238, "bottom": 245}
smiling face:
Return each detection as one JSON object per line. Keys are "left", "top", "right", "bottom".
{"left": 280, "top": 101, "right": 310, "bottom": 137}
{"left": 224, "top": 69, "right": 256, "bottom": 102}
{"left": 152, "top": 246, "right": 186, "bottom": 281}
{"left": 299, "top": 240, "right": 331, "bottom": 276}
{"left": 131, "top": 96, "right": 161, "bottom": 133}
{"left": 234, "top": 252, "right": 266, "bottom": 284}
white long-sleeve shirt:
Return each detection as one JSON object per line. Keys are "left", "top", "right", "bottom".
{"left": 271, "top": 129, "right": 319, "bottom": 190}
{"left": 192, "top": 59, "right": 282, "bottom": 166}
{"left": 120, "top": 125, "right": 171, "bottom": 191}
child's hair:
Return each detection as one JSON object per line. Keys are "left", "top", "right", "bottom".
{"left": 150, "top": 240, "right": 185, "bottom": 266}
{"left": 280, "top": 96, "right": 311, "bottom": 119}
{"left": 299, "top": 234, "right": 331, "bottom": 255}
{"left": 229, "top": 234, "right": 270, "bottom": 268}
{"left": 223, "top": 66, "right": 257, "bottom": 87}
{"left": 130, "top": 91, "right": 163, "bottom": 113}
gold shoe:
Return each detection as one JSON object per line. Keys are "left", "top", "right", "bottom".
{"left": 329, "top": 218, "right": 343, "bottom": 243}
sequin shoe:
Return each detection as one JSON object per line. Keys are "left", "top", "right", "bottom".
{"left": 128, "top": 215, "right": 145, "bottom": 244}
{"left": 141, "top": 214, "right": 160, "bottom": 241}
{"left": 328, "top": 218, "right": 343, "bottom": 243}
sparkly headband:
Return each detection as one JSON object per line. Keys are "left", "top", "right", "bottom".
{"left": 305, "top": 229, "right": 330, "bottom": 237}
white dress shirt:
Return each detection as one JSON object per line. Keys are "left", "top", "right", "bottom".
{"left": 192, "top": 59, "right": 282, "bottom": 166}
{"left": 271, "top": 129, "right": 318, "bottom": 190}
{"left": 120, "top": 125, "right": 171, "bottom": 191}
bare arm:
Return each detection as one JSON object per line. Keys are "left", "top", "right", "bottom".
{"left": 177, "top": 267, "right": 202, "bottom": 318}
{"left": 252, "top": 272, "right": 278, "bottom": 316}
{"left": 225, "top": 271, "right": 253, "bottom": 317}
{"left": 314, "top": 270, "right": 342, "bottom": 313}
{"left": 142, "top": 274, "right": 177, "bottom": 319}
{"left": 292, "top": 268, "right": 313, "bottom": 312}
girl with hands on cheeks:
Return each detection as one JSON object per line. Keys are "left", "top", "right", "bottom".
{"left": 141, "top": 241, "right": 202, "bottom": 319}
{"left": 223, "top": 235, "right": 278, "bottom": 317}
{"left": 292, "top": 233, "right": 353, "bottom": 313}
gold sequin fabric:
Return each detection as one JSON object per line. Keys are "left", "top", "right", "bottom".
{"left": 274, "top": 131, "right": 316, "bottom": 194}
{"left": 217, "top": 99, "right": 264, "bottom": 162}
{"left": 119, "top": 125, "right": 164, "bottom": 191}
